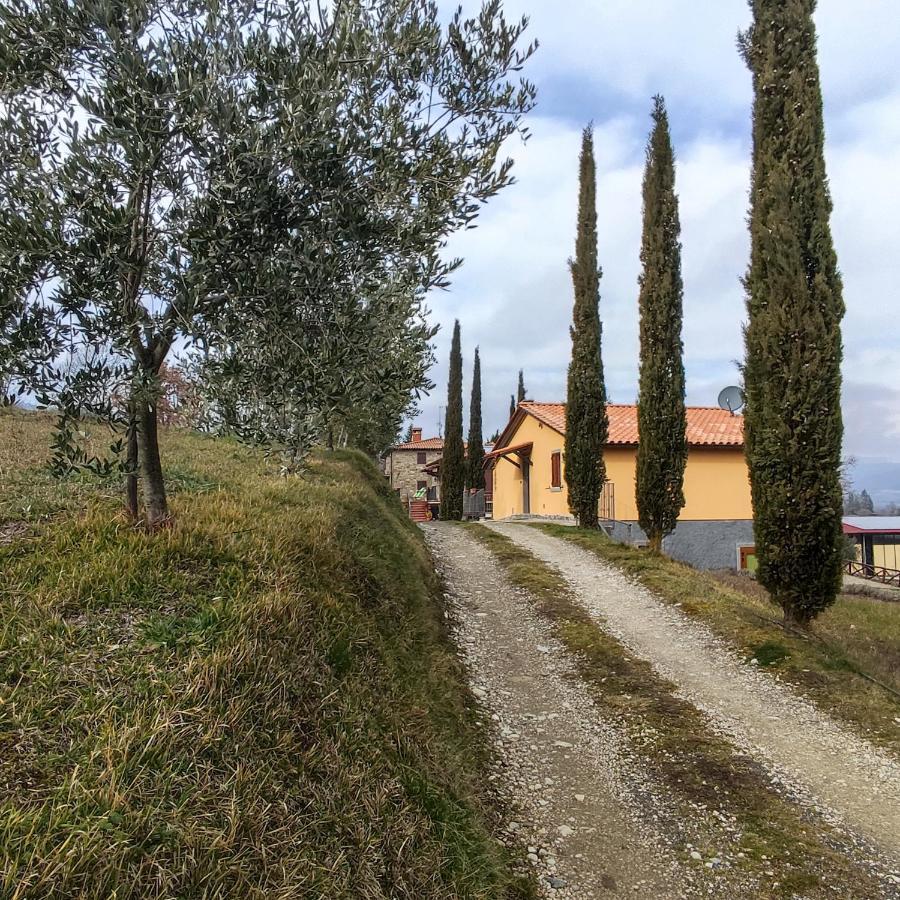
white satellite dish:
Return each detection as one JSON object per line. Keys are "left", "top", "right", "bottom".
{"left": 717, "top": 385, "right": 745, "bottom": 415}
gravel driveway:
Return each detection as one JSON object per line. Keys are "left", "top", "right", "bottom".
{"left": 487, "top": 521, "right": 900, "bottom": 866}
{"left": 423, "top": 522, "right": 758, "bottom": 899}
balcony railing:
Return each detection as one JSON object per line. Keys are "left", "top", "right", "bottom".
{"left": 845, "top": 560, "right": 900, "bottom": 587}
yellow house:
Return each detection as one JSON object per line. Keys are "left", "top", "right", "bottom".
{"left": 486, "top": 401, "right": 754, "bottom": 570}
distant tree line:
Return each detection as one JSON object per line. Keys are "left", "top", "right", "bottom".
{"left": 844, "top": 490, "right": 899, "bottom": 517}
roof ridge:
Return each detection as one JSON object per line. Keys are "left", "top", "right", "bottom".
{"left": 506, "top": 401, "right": 743, "bottom": 449}
{"left": 521, "top": 400, "right": 740, "bottom": 412}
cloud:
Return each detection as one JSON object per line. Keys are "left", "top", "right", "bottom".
{"left": 419, "top": 1, "right": 900, "bottom": 480}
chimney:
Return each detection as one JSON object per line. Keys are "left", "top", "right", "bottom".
{"left": 411, "top": 427, "right": 423, "bottom": 443}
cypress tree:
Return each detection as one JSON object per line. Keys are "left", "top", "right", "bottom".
{"left": 517, "top": 369, "right": 527, "bottom": 404}
{"left": 466, "top": 347, "right": 486, "bottom": 490}
{"left": 741, "top": 0, "right": 845, "bottom": 626}
{"left": 635, "top": 97, "right": 687, "bottom": 553}
{"left": 565, "top": 126, "right": 608, "bottom": 528}
{"left": 509, "top": 394, "right": 516, "bottom": 419}
{"left": 440, "top": 320, "right": 465, "bottom": 520}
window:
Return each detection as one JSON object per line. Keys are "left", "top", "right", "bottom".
{"left": 550, "top": 451, "right": 561, "bottom": 489}
{"left": 417, "top": 451, "right": 427, "bottom": 465}
{"left": 417, "top": 480, "right": 427, "bottom": 491}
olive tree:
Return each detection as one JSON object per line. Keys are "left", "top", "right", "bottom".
{"left": 0, "top": 0, "right": 536, "bottom": 525}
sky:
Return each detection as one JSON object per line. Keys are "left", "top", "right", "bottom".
{"left": 418, "top": 0, "right": 900, "bottom": 504}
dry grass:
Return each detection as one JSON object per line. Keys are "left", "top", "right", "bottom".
{"left": 538, "top": 524, "right": 900, "bottom": 754}
{"left": 0, "top": 409, "right": 533, "bottom": 899}
{"left": 466, "top": 524, "right": 890, "bottom": 899}
{"left": 0, "top": 408, "right": 234, "bottom": 525}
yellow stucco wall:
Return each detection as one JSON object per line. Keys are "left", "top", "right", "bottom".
{"left": 491, "top": 415, "right": 567, "bottom": 519}
{"left": 491, "top": 414, "right": 752, "bottom": 521}
{"left": 872, "top": 541, "right": 900, "bottom": 570}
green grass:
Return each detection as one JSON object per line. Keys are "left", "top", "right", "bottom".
{"left": 535, "top": 524, "right": 900, "bottom": 753}
{"left": 0, "top": 409, "right": 534, "bottom": 899}
{"left": 466, "top": 523, "right": 889, "bottom": 900}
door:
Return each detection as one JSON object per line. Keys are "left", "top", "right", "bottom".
{"left": 739, "top": 545, "right": 758, "bottom": 572}
{"left": 522, "top": 456, "right": 530, "bottom": 514}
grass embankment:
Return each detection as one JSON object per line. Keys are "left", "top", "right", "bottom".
{"left": 466, "top": 523, "right": 888, "bottom": 900}
{"left": 0, "top": 409, "right": 533, "bottom": 899}
{"left": 537, "top": 524, "right": 900, "bottom": 753}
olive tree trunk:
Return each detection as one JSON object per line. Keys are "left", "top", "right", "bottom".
{"left": 136, "top": 396, "right": 168, "bottom": 528}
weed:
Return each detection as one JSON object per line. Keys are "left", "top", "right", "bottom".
{"left": 751, "top": 641, "right": 790, "bottom": 667}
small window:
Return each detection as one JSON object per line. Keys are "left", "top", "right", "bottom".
{"left": 417, "top": 480, "right": 427, "bottom": 491}
{"left": 550, "top": 451, "right": 561, "bottom": 489}
{"left": 417, "top": 451, "right": 427, "bottom": 465}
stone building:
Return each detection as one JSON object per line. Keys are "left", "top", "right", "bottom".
{"left": 383, "top": 428, "right": 445, "bottom": 505}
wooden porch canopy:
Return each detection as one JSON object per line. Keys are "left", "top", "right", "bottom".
{"left": 482, "top": 441, "right": 533, "bottom": 470}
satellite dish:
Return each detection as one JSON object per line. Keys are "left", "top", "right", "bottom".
{"left": 718, "top": 385, "right": 745, "bottom": 415}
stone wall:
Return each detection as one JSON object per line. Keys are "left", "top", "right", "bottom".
{"left": 386, "top": 449, "right": 444, "bottom": 502}
{"left": 606, "top": 520, "right": 755, "bottom": 570}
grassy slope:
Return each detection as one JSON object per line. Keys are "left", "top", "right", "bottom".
{"left": 538, "top": 524, "right": 900, "bottom": 753}
{"left": 0, "top": 410, "right": 531, "bottom": 899}
{"left": 466, "top": 524, "right": 887, "bottom": 899}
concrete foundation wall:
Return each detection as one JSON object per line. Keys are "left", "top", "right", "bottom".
{"left": 606, "top": 520, "right": 755, "bottom": 570}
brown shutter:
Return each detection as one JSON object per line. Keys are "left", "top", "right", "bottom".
{"left": 551, "top": 451, "right": 561, "bottom": 488}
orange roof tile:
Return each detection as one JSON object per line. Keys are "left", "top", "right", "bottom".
{"left": 518, "top": 402, "right": 744, "bottom": 448}
{"left": 392, "top": 437, "right": 445, "bottom": 451}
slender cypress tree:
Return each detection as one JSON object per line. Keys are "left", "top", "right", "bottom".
{"left": 741, "top": 0, "right": 844, "bottom": 626}
{"left": 440, "top": 320, "right": 465, "bottom": 520}
{"left": 635, "top": 97, "right": 687, "bottom": 553}
{"left": 466, "top": 347, "right": 486, "bottom": 490}
{"left": 509, "top": 394, "right": 516, "bottom": 419}
{"left": 517, "top": 369, "right": 527, "bottom": 404}
{"left": 565, "top": 126, "right": 608, "bottom": 528}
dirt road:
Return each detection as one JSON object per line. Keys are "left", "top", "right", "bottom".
{"left": 423, "top": 522, "right": 759, "bottom": 898}
{"left": 486, "top": 521, "right": 900, "bottom": 864}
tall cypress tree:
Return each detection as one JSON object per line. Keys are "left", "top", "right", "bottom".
{"left": 636, "top": 97, "right": 687, "bottom": 553}
{"left": 742, "top": 0, "right": 844, "bottom": 626}
{"left": 509, "top": 394, "right": 516, "bottom": 419}
{"left": 466, "top": 347, "right": 486, "bottom": 490}
{"left": 440, "top": 320, "right": 465, "bottom": 520}
{"left": 565, "top": 126, "right": 608, "bottom": 528}
{"left": 517, "top": 369, "right": 527, "bottom": 404}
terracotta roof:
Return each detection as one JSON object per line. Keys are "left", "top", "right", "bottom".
{"left": 516, "top": 402, "right": 744, "bottom": 448}
{"left": 391, "top": 437, "right": 444, "bottom": 451}
{"left": 483, "top": 441, "right": 533, "bottom": 461}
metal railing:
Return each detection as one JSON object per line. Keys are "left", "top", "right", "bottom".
{"left": 463, "top": 489, "right": 486, "bottom": 520}
{"left": 845, "top": 560, "right": 900, "bottom": 586}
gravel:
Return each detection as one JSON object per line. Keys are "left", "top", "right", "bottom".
{"left": 487, "top": 521, "right": 900, "bottom": 874}
{"left": 424, "top": 522, "right": 760, "bottom": 899}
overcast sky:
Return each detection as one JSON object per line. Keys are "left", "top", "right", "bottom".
{"left": 419, "top": 0, "right": 900, "bottom": 501}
